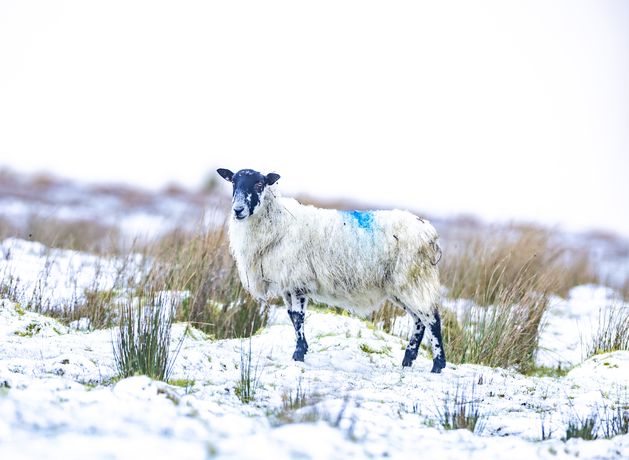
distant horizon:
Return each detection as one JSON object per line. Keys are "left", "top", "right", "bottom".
{"left": 2, "top": 163, "right": 627, "bottom": 241}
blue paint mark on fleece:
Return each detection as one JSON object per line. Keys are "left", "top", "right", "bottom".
{"left": 342, "top": 210, "right": 375, "bottom": 231}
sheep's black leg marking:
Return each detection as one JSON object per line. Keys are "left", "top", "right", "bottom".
{"left": 285, "top": 291, "right": 309, "bottom": 362}
{"left": 429, "top": 310, "right": 446, "bottom": 373}
{"left": 393, "top": 297, "right": 446, "bottom": 372}
{"left": 391, "top": 297, "right": 425, "bottom": 367}
{"left": 402, "top": 318, "right": 426, "bottom": 367}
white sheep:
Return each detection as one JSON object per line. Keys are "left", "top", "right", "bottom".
{"left": 217, "top": 168, "right": 446, "bottom": 372}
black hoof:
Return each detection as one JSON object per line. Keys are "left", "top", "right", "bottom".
{"left": 430, "top": 359, "right": 446, "bottom": 373}
{"left": 402, "top": 349, "right": 417, "bottom": 367}
{"left": 292, "top": 340, "right": 307, "bottom": 362}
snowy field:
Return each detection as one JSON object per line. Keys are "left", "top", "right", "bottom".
{"left": 1, "top": 174, "right": 628, "bottom": 459}
{"left": 1, "top": 238, "right": 628, "bottom": 459}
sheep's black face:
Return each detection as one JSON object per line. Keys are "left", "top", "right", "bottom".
{"left": 216, "top": 168, "right": 280, "bottom": 220}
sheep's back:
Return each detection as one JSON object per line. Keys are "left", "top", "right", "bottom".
{"left": 277, "top": 205, "right": 440, "bottom": 312}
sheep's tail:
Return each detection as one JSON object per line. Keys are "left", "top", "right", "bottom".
{"left": 415, "top": 215, "right": 441, "bottom": 266}
{"left": 430, "top": 240, "right": 442, "bottom": 266}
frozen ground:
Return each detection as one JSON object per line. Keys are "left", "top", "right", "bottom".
{"left": 1, "top": 174, "right": 628, "bottom": 459}
{"left": 537, "top": 285, "right": 625, "bottom": 368}
{"left": 1, "top": 295, "right": 629, "bottom": 460}
{"left": 1, "top": 239, "right": 629, "bottom": 459}
{"left": 0, "top": 238, "right": 141, "bottom": 312}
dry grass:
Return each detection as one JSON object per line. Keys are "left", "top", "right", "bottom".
{"left": 441, "top": 296, "right": 547, "bottom": 372}
{"left": 441, "top": 225, "right": 597, "bottom": 304}
{"left": 2, "top": 214, "right": 123, "bottom": 255}
{"left": 3, "top": 173, "right": 618, "bottom": 369}
{"left": 2, "top": 217, "right": 268, "bottom": 339}
{"left": 45, "top": 288, "right": 122, "bottom": 330}
{"left": 272, "top": 379, "right": 325, "bottom": 425}
{"left": 437, "top": 225, "right": 595, "bottom": 372}
{"left": 24, "top": 216, "right": 121, "bottom": 254}
{"left": 145, "top": 226, "right": 269, "bottom": 339}
{"left": 0, "top": 217, "right": 19, "bottom": 241}
{"left": 8, "top": 253, "right": 137, "bottom": 330}
{"left": 89, "top": 183, "right": 155, "bottom": 208}
{"left": 587, "top": 304, "right": 629, "bottom": 357}
{"left": 619, "top": 277, "right": 629, "bottom": 303}
{"left": 371, "top": 225, "right": 600, "bottom": 367}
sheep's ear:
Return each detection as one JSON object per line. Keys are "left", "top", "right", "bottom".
{"left": 217, "top": 168, "right": 234, "bottom": 182}
{"left": 265, "top": 173, "right": 280, "bottom": 186}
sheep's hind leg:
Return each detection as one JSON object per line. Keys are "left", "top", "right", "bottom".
{"left": 393, "top": 297, "right": 446, "bottom": 373}
{"left": 402, "top": 317, "right": 426, "bottom": 367}
{"left": 391, "top": 297, "right": 425, "bottom": 367}
{"left": 284, "top": 290, "right": 309, "bottom": 362}
{"left": 427, "top": 309, "right": 446, "bottom": 373}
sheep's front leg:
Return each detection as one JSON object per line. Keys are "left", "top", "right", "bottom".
{"left": 283, "top": 291, "right": 309, "bottom": 362}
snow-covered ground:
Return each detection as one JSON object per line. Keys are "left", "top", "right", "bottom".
{"left": 1, "top": 174, "right": 628, "bottom": 459}
{"left": 1, "top": 294, "right": 628, "bottom": 459}
{"left": 1, "top": 238, "right": 628, "bottom": 459}
{"left": 537, "top": 285, "right": 625, "bottom": 369}
{"left": 0, "top": 238, "right": 139, "bottom": 312}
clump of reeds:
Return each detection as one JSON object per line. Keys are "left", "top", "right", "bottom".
{"left": 587, "top": 303, "right": 629, "bottom": 358}
{"left": 235, "top": 336, "right": 264, "bottom": 404}
{"left": 113, "top": 292, "right": 183, "bottom": 381}
{"left": 438, "top": 225, "right": 583, "bottom": 372}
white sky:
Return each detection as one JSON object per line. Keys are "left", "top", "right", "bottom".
{"left": 1, "top": 1, "right": 628, "bottom": 236}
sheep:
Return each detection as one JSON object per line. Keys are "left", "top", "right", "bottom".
{"left": 216, "top": 168, "right": 446, "bottom": 373}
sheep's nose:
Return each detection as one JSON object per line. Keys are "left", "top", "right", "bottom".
{"left": 234, "top": 206, "right": 245, "bottom": 218}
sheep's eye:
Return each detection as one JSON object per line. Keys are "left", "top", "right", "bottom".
{"left": 254, "top": 182, "right": 264, "bottom": 192}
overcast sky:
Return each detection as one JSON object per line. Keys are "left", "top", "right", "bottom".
{"left": 1, "top": 1, "right": 628, "bottom": 236}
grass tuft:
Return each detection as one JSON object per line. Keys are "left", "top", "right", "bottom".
{"left": 434, "top": 381, "right": 486, "bottom": 434}
{"left": 113, "top": 293, "right": 183, "bottom": 381}
{"left": 564, "top": 401, "right": 629, "bottom": 440}
{"left": 565, "top": 412, "right": 599, "bottom": 440}
{"left": 525, "top": 365, "right": 571, "bottom": 379}
{"left": 587, "top": 304, "right": 629, "bottom": 358}
{"left": 235, "top": 336, "right": 263, "bottom": 404}
{"left": 271, "top": 378, "right": 325, "bottom": 425}
{"left": 359, "top": 343, "right": 391, "bottom": 355}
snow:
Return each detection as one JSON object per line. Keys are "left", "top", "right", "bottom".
{"left": 1, "top": 267, "right": 629, "bottom": 459}
{"left": 537, "top": 285, "right": 626, "bottom": 368}
{"left": 0, "top": 238, "right": 140, "bottom": 311}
